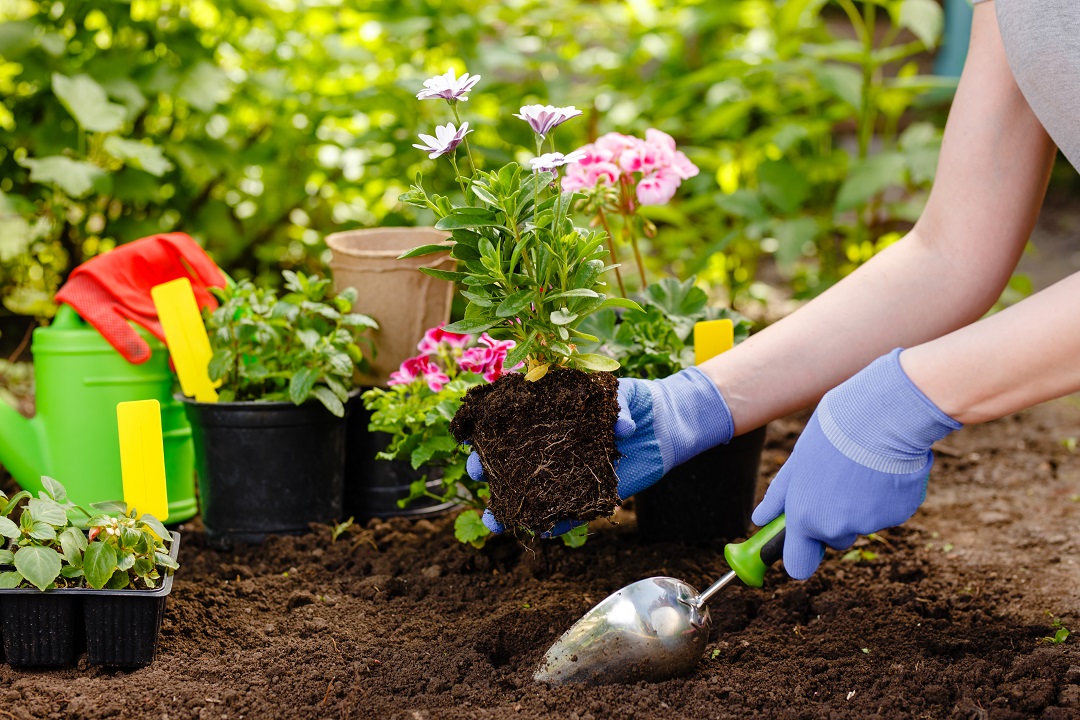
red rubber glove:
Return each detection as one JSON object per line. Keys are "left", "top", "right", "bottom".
{"left": 55, "top": 233, "right": 226, "bottom": 364}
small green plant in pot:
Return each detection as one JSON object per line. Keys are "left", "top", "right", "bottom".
{"left": 181, "top": 270, "right": 377, "bottom": 545}
{"left": 361, "top": 323, "right": 519, "bottom": 545}
{"left": 401, "top": 71, "right": 647, "bottom": 535}
{"left": 0, "top": 477, "right": 181, "bottom": 668}
{"left": 578, "top": 276, "right": 766, "bottom": 543}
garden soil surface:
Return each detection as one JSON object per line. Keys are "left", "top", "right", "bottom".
{"left": 2, "top": 399, "right": 1079, "bottom": 719}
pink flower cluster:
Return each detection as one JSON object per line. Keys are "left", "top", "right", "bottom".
{"left": 561, "top": 129, "right": 699, "bottom": 206}
{"left": 388, "top": 324, "right": 521, "bottom": 392}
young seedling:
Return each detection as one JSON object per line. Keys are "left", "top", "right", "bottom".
{"left": 1041, "top": 613, "right": 1071, "bottom": 645}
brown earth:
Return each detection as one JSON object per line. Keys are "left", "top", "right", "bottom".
{"left": 1, "top": 396, "right": 1078, "bottom": 720}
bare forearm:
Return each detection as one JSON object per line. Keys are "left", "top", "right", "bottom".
{"left": 903, "top": 272, "right": 1080, "bottom": 424}
{"left": 700, "top": 2, "right": 1055, "bottom": 435}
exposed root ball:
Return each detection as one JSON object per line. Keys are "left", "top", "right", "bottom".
{"left": 450, "top": 368, "right": 620, "bottom": 534}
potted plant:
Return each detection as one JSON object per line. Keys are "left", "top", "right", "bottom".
{"left": 0, "top": 477, "right": 180, "bottom": 667}
{"left": 400, "top": 71, "right": 644, "bottom": 536}
{"left": 181, "top": 270, "right": 376, "bottom": 545}
{"left": 578, "top": 277, "right": 767, "bottom": 543}
{"left": 355, "top": 324, "right": 518, "bottom": 539}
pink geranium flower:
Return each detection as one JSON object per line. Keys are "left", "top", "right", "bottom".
{"left": 388, "top": 355, "right": 450, "bottom": 392}
{"left": 457, "top": 346, "right": 493, "bottom": 375}
{"left": 417, "top": 323, "right": 472, "bottom": 354}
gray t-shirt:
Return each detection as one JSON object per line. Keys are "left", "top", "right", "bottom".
{"left": 973, "top": 0, "right": 1080, "bottom": 171}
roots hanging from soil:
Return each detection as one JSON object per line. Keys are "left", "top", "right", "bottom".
{"left": 450, "top": 368, "right": 620, "bottom": 535}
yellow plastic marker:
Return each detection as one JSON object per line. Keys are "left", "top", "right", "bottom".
{"left": 151, "top": 277, "right": 218, "bottom": 402}
{"left": 693, "top": 318, "right": 735, "bottom": 366}
{"left": 116, "top": 400, "right": 169, "bottom": 521}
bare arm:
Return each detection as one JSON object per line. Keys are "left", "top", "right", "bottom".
{"left": 703, "top": 3, "right": 1057, "bottom": 434}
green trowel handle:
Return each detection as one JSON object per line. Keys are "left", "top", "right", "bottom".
{"left": 723, "top": 515, "right": 786, "bottom": 588}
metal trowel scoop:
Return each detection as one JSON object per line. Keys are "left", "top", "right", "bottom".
{"left": 535, "top": 515, "right": 787, "bottom": 685}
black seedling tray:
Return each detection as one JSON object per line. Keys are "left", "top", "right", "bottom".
{"left": 0, "top": 531, "right": 180, "bottom": 668}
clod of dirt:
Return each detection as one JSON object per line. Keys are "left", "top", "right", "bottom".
{"left": 451, "top": 367, "right": 621, "bottom": 534}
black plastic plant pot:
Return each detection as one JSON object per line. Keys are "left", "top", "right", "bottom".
{"left": 182, "top": 398, "right": 348, "bottom": 545}
{"left": 343, "top": 394, "right": 456, "bottom": 521}
{"left": 0, "top": 531, "right": 180, "bottom": 668}
{"left": 635, "top": 425, "right": 768, "bottom": 544}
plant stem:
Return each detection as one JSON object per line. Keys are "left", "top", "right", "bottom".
{"left": 448, "top": 154, "right": 469, "bottom": 202}
{"left": 625, "top": 213, "right": 647, "bottom": 287}
{"left": 450, "top": 102, "right": 478, "bottom": 178}
{"left": 596, "top": 207, "right": 626, "bottom": 297}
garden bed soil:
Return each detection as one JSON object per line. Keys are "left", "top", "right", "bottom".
{"left": 1, "top": 399, "right": 1078, "bottom": 719}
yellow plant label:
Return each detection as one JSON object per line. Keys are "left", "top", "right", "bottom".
{"left": 151, "top": 277, "right": 218, "bottom": 402}
{"left": 694, "top": 319, "right": 734, "bottom": 366}
{"left": 116, "top": 399, "right": 169, "bottom": 521}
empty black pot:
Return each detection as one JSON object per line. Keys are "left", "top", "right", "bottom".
{"left": 182, "top": 398, "right": 348, "bottom": 545}
{"left": 344, "top": 394, "right": 456, "bottom": 520}
{"left": 635, "top": 425, "right": 767, "bottom": 544}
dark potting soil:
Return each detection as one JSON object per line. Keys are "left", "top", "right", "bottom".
{"left": 450, "top": 368, "right": 621, "bottom": 534}
{"left": 1, "top": 401, "right": 1078, "bottom": 720}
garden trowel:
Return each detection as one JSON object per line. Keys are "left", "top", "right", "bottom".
{"left": 116, "top": 400, "right": 170, "bottom": 521}
{"left": 534, "top": 515, "right": 786, "bottom": 685}
{"left": 151, "top": 277, "right": 218, "bottom": 403}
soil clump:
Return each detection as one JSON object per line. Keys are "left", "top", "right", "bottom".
{"left": 451, "top": 367, "right": 620, "bottom": 534}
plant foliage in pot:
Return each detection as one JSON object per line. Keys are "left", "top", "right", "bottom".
{"left": 578, "top": 276, "right": 766, "bottom": 543}
{"left": 358, "top": 324, "right": 518, "bottom": 535}
{"left": 0, "top": 477, "right": 180, "bottom": 667}
{"left": 401, "top": 71, "right": 645, "bottom": 536}
{"left": 182, "top": 270, "right": 376, "bottom": 545}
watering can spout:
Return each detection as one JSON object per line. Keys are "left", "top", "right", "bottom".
{"left": 0, "top": 398, "right": 45, "bottom": 493}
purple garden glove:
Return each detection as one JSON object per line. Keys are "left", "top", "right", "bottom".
{"left": 469, "top": 366, "right": 735, "bottom": 536}
{"left": 752, "top": 349, "right": 962, "bottom": 580}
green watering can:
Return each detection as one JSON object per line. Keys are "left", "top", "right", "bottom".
{"left": 0, "top": 305, "right": 197, "bottom": 521}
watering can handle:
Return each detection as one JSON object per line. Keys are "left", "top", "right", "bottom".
{"left": 53, "top": 304, "right": 86, "bottom": 329}
{"left": 723, "top": 514, "right": 786, "bottom": 588}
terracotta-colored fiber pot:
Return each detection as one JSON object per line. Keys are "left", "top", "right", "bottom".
{"left": 327, "top": 227, "right": 454, "bottom": 386}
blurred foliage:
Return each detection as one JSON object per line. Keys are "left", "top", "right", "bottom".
{"left": 0, "top": 0, "right": 953, "bottom": 327}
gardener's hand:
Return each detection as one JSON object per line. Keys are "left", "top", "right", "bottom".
{"left": 468, "top": 366, "right": 735, "bottom": 535}
{"left": 752, "top": 349, "right": 962, "bottom": 580}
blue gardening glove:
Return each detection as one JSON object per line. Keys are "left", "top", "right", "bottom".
{"left": 470, "top": 366, "right": 735, "bottom": 535}
{"left": 752, "top": 348, "right": 962, "bottom": 580}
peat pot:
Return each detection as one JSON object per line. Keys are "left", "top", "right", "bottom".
{"left": 635, "top": 425, "right": 767, "bottom": 544}
{"left": 344, "top": 394, "right": 456, "bottom": 520}
{"left": 0, "top": 532, "right": 181, "bottom": 668}
{"left": 182, "top": 398, "right": 349, "bottom": 545}
{"left": 326, "top": 227, "right": 454, "bottom": 387}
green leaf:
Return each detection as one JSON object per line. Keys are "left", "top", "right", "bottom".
{"left": 89, "top": 500, "right": 128, "bottom": 514}
{"left": 178, "top": 61, "right": 232, "bottom": 112}
{"left": 51, "top": 73, "right": 126, "bottom": 133}
{"left": 155, "top": 550, "right": 180, "bottom": 571}
{"left": 28, "top": 498, "right": 67, "bottom": 527}
{"left": 815, "top": 64, "right": 863, "bottom": 112}
{"left": 103, "top": 137, "right": 174, "bottom": 177}
{"left": 141, "top": 515, "right": 170, "bottom": 542}
{"left": 598, "top": 297, "right": 644, "bottom": 312}
{"left": 397, "top": 243, "right": 451, "bottom": 259}
{"left": 434, "top": 212, "right": 503, "bottom": 231}
{"left": 560, "top": 524, "right": 589, "bottom": 548}
{"left": 543, "top": 289, "right": 599, "bottom": 303}
{"left": 29, "top": 521, "right": 57, "bottom": 542}
{"left": 289, "top": 367, "right": 318, "bottom": 405}
{"left": 0, "top": 571, "right": 22, "bottom": 589}
{"left": 83, "top": 542, "right": 119, "bottom": 590}
{"left": 573, "top": 353, "right": 620, "bottom": 372}
{"left": 757, "top": 159, "right": 810, "bottom": 215}
{"left": 897, "top": 0, "right": 943, "bottom": 49}
{"left": 549, "top": 309, "right": 578, "bottom": 326}
{"left": 18, "top": 156, "right": 107, "bottom": 198}
{"left": 495, "top": 289, "right": 535, "bottom": 318}
{"left": 0, "top": 516, "right": 18, "bottom": 539}
{"left": 419, "top": 267, "right": 468, "bottom": 283}
{"left": 14, "top": 546, "right": 62, "bottom": 591}
{"left": 443, "top": 318, "right": 497, "bottom": 334}
{"left": 312, "top": 386, "right": 345, "bottom": 417}
{"left": 454, "top": 510, "right": 491, "bottom": 546}
{"left": 59, "top": 527, "right": 87, "bottom": 566}
{"left": 0, "top": 548, "right": 13, "bottom": 565}
{"left": 835, "top": 152, "right": 907, "bottom": 212}
{"left": 41, "top": 476, "right": 67, "bottom": 502}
